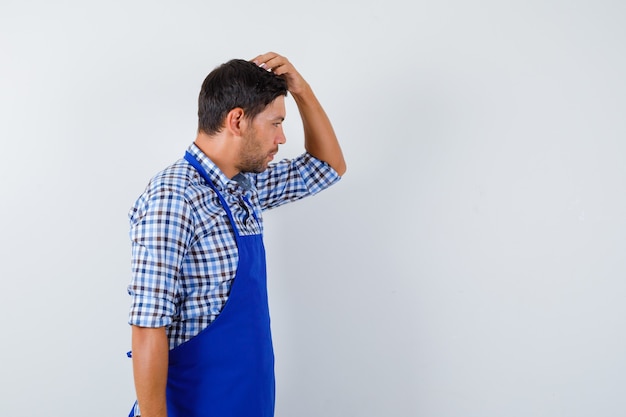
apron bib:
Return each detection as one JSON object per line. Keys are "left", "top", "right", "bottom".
{"left": 129, "top": 151, "right": 275, "bottom": 417}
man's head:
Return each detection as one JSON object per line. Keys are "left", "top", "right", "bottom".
{"left": 198, "top": 59, "right": 288, "bottom": 136}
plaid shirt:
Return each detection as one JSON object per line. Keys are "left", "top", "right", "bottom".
{"left": 128, "top": 143, "right": 340, "bottom": 349}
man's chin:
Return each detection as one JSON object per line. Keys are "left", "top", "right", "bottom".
{"left": 241, "top": 165, "right": 269, "bottom": 174}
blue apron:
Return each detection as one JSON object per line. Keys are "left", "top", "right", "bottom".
{"left": 129, "top": 151, "right": 275, "bottom": 417}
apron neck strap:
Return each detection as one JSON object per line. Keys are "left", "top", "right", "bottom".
{"left": 184, "top": 151, "right": 240, "bottom": 239}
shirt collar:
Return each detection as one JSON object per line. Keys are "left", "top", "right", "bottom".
{"left": 186, "top": 143, "right": 252, "bottom": 193}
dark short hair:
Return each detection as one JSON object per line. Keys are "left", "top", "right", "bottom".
{"left": 197, "top": 59, "right": 288, "bottom": 135}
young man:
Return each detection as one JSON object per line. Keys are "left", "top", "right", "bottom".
{"left": 127, "top": 52, "right": 346, "bottom": 417}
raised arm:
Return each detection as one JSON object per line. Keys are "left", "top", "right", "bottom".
{"left": 252, "top": 52, "right": 347, "bottom": 176}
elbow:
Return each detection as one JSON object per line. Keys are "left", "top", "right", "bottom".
{"left": 335, "top": 162, "right": 347, "bottom": 177}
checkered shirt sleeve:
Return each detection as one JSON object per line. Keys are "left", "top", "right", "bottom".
{"left": 127, "top": 182, "right": 194, "bottom": 328}
{"left": 252, "top": 152, "right": 341, "bottom": 210}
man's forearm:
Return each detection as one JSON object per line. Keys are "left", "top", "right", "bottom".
{"left": 292, "top": 84, "right": 347, "bottom": 176}
{"left": 132, "top": 326, "right": 169, "bottom": 417}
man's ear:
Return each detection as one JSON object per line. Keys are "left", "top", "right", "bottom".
{"left": 225, "top": 108, "right": 245, "bottom": 136}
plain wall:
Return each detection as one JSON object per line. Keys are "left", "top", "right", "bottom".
{"left": 1, "top": 0, "right": 625, "bottom": 416}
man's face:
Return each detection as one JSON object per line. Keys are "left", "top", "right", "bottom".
{"left": 237, "top": 96, "right": 287, "bottom": 173}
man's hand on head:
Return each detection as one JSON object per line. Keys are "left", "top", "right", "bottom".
{"left": 251, "top": 52, "right": 310, "bottom": 96}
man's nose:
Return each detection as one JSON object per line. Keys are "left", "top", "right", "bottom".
{"left": 277, "top": 129, "right": 286, "bottom": 144}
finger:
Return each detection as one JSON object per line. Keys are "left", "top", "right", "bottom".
{"left": 251, "top": 51, "right": 279, "bottom": 65}
{"left": 251, "top": 52, "right": 287, "bottom": 72}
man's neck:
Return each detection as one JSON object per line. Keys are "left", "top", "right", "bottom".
{"left": 194, "top": 132, "right": 239, "bottom": 179}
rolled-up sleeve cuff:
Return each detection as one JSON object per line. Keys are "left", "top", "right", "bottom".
{"left": 127, "top": 295, "right": 176, "bottom": 328}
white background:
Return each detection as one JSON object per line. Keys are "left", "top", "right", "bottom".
{"left": 1, "top": 0, "right": 625, "bottom": 416}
